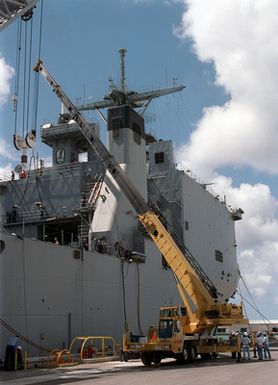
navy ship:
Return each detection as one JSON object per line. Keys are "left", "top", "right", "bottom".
{"left": 0, "top": 3, "right": 243, "bottom": 359}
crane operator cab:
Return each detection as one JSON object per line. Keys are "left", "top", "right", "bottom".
{"left": 158, "top": 306, "right": 186, "bottom": 339}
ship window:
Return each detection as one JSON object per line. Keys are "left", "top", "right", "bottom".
{"left": 155, "top": 152, "right": 164, "bottom": 164}
{"left": 132, "top": 122, "right": 142, "bottom": 145}
{"left": 185, "top": 221, "right": 189, "bottom": 230}
{"left": 78, "top": 152, "right": 88, "bottom": 162}
{"left": 215, "top": 250, "right": 223, "bottom": 262}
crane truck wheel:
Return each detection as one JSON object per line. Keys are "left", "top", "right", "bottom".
{"left": 141, "top": 352, "right": 153, "bottom": 366}
{"left": 152, "top": 354, "right": 162, "bottom": 366}
{"left": 177, "top": 344, "right": 195, "bottom": 364}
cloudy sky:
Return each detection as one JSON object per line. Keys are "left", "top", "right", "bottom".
{"left": 1, "top": 0, "right": 278, "bottom": 320}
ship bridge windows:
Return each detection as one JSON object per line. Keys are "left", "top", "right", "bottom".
{"left": 215, "top": 249, "right": 223, "bottom": 262}
{"left": 155, "top": 152, "right": 164, "bottom": 164}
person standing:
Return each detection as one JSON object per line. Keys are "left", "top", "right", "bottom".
{"left": 252, "top": 331, "right": 257, "bottom": 358}
{"left": 4, "top": 336, "right": 18, "bottom": 370}
{"left": 241, "top": 332, "right": 251, "bottom": 360}
{"left": 263, "top": 332, "right": 271, "bottom": 359}
{"left": 256, "top": 332, "right": 264, "bottom": 360}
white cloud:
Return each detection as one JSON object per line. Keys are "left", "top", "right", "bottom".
{"left": 209, "top": 176, "right": 278, "bottom": 304}
{"left": 175, "top": 0, "right": 278, "bottom": 175}
{"left": 0, "top": 55, "right": 14, "bottom": 105}
{"left": 0, "top": 162, "right": 13, "bottom": 180}
{"left": 0, "top": 138, "right": 15, "bottom": 161}
{"left": 175, "top": 0, "right": 278, "bottom": 315}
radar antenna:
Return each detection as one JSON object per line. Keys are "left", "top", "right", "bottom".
{"left": 77, "top": 49, "right": 186, "bottom": 115}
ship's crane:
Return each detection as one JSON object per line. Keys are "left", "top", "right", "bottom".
{"left": 34, "top": 60, "right": 247, "bottom": 364}
{"left": 0, "top": 0, "right": 38, "bottom": 31}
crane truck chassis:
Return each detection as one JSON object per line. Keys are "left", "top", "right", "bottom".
{"left": 34, "top": 60, "right": 248, "bottom": 366}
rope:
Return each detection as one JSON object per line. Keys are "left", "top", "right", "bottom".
{"left": 16, "top": 155, "right": 34, "bottom": 207}
{"left": 22, "top": 20, "right": 27, "bottom": 138}
{"left": 13, "top": 18, "right": 22, "bottom": 136}
{"left": 237, "top": 279, "right": 274, "bottom": 326}
{"left": 32, "top": 0, "right": 44, "bottom": 137}
{"left": 121, "top": 259, "right": 128, "bottom": 331}
{"left": 136, "top": 263, "right": 143, "bottom": 335}
{"left": 239, "top": 272, "right": 264, "bottom": 318}
{"left": 26, "top": 16, "right": 33, "bottom": 135}
{"left": 0, "top": 318, "right": 50, "bottom": 353}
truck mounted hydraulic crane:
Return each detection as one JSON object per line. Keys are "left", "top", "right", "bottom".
{"left": 34, "top": 60, "right": 248, "bottom": 365}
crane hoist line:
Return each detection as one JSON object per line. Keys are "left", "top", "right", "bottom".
{"left": 33, "top": 59, "right": 219, "bottom": 302}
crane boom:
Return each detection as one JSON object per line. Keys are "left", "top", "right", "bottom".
{"left": 34, "top": 60, "right": 245, "bottom": 331}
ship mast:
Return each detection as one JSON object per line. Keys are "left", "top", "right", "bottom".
{"left": 77, "top": 49, "right": 185, "bottom": 114}
{"left": 119, "top": 48, "right": 127, "bottom": 92}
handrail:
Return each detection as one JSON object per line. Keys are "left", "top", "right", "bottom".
{"left": 69, "top": 336, "right": 118, "bottom": 360}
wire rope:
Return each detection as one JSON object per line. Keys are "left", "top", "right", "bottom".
{"left": 32, "top": 0, "right": 44, "bottom": 137}
{"left": 0, "top": 318, "right": 50, "bottom": 353}
{"left": 22, "top": 20, "right": 28, "bottom": 138}
{"left": 136, "top": 263, "right": 143, "bottom": 334}
{"left": 239, "top": 272, "right": 263, "bottom": 318}
{"left": 25, "top": 16, "right": 33, "bottom": 135}
{"left": 13, "top": 18, "right": 22, "bottom": 136}
{"left": 237, "top": 290, "right": 273, "bottom": 326}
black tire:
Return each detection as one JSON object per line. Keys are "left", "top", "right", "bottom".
{"left": 153, "top": 354, "right": 161, "bottom": 366}
{"left": 177, "top": 344, "right": 195, "bottom": 364}
{"left": 211, "top": 352, "right": 218, "bottom": 359}
{"left": 141, "top": 352, "right": 153, "bottom": 366}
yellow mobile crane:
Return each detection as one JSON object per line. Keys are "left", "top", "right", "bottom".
{"left": 34, "top": 60, "right": 248, "bottom": 366}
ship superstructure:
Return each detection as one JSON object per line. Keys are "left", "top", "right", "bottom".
{"left": 0, "top": 50, "right": 243, "bottom": 358}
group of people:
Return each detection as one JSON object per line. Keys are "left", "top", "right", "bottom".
{"left": 240, "top": 330, "right": 271, "bottom": 361}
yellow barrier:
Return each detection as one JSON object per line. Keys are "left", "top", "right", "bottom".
{"left": 69, "top": 336, "right": 119, "bottom": 360}
{"left": 47, "top": 349, "right": 75, "bottom": 367}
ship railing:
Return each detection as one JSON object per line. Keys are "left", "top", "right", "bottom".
{"left": 175, "top": 162, "right": 229, "bottom": 206}
{"left": 0, "top": 162, "right": 84, "bottom": 183}
{"left": 0, "top": 171, "right": 12, "bottom": 182}
{"left": 6, "top": 207, "right": 47, "bottom": 224}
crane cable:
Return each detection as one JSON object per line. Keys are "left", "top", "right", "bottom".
{"left": 32, "top": 0, "right": 44, "bottom": 143}
{"left": 136, "top": 263, "right": 143, "bottom": 335}
{"left": 22, "top": 20, "right": 28, "bottom": 138}
{"left": 25, "top": 15, "right": 34, "bottom": 138}
{"left": 13, "top": 18, "right": 22, "bottom": 134}
{"left": 238, "top": 272, "right": 273, "bottom": 326}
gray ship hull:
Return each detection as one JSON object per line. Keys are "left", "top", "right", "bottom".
{"left": 0, "top": 231, "right": 179, "bottom": 357}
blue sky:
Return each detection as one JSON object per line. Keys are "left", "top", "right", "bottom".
{"left": 1, "top": 0, "right": 278, "bottom": 321}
